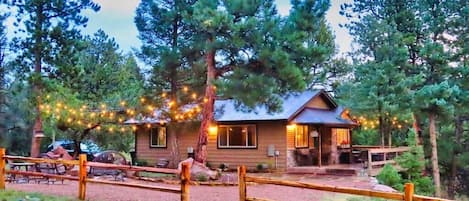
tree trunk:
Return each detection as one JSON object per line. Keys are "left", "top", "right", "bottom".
{"left": 168, "top": 126, "right": 180, "bottom": 168}
{"left": 448, "top": 115, "right": 464, "bottom": 199}
{"left": 194, "top": 40, "right": 216, "bottom": 164}
{"left": 30, "top": 116, "right": 42, "bottom": 157}
{"left": 429, "top": 113, "right": 441, "bottom": 197}
{"left": 30, "top": 5, "right": 44, "bottom": 158}
{"left": 379, "top": 116, "right": 385, "bottom": 147}
{"left": 412, "top": 113, "right": 422, "bottom": 145}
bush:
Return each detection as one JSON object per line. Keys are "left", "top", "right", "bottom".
{"left": 218, "top": 163, "right": 229, "bottom": 170}
{"left": 256, "top": 163, "right": 264, "bottom": 171}
{"left": 412, "top": 176, "right": 434, "bottom": 196}
{"left": 135, "top": 159, "right": 148, "bottom": 166}
{"left": 376, "top": 164, "right": 404, "bottom": 191}
{"left": 205, "top": 161, "right": 212, "bottom": 169}
{"left": 195, "top": 173, "right": 208, "bottom": 182}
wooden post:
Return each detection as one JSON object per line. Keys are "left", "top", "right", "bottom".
{"left": 0, "top": 148, "right": 5, "bottom": 190}
{"left": 78, "top": 154, "right": 87, "bottom": 200}
{"left": 367, "top": 150, "right": 372, "bottom": 176}
{"left": 238, "top": 166, "right": 246, "bottom": 201}
{"left": 181, "top": 162, "right": 190, "bottom": 201}
{"left": 318, "top": 129, "right": 322, "bottom": 167}
{"left": 404, "top": 183, "right": 414, "bottom": 201}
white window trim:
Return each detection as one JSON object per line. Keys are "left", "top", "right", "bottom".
{"left": 150, "top": 127, "right": 167, "bottom": 148}
{"left": 218, "top": 124, "right": 257, "bottom": 148}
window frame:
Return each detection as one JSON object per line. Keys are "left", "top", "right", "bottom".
{"left": 149, "top": 126, "right": 167, "bottom": 148}
{"left": 294, "top": 125, "right": 309, "bottom": 148}
{"left": 217, "top": 124, "right": 258, "bottom": 149}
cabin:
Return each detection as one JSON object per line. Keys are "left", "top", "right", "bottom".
{"left": 129, "top": 90, "right": 358, "bottom": 171}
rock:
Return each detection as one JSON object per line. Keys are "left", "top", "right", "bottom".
{"left": 177, "top": 158, "right": 219, "bottom": 181}
{"left": 191, "top": 161, "right": 219, "bottom": 180}
{"left": 373, "top": 184, "right": 398, "bottom": 192}
{"left": 177, "top": 158, "right": 194, "bottom": 172}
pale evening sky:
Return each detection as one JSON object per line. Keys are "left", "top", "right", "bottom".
{"left": 81, "top": 0, "right": 353, "bottom": 57}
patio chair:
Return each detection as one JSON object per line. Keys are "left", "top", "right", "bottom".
{"left": 89, "top": 151, "right": 128, "bottom": 181}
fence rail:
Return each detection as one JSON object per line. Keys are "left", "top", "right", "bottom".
{"left": 0, "top": 148, "right": 190, "bottom": 201}
{"left": 238, "top": 165, "right": 452, "bottom": 201}
{"left": 367, "top": 146, "right": 410, "bottom": 176}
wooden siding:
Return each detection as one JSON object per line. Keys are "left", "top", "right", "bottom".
{"left": 135, "top": 122, "right": 288, "bottom": 170}
{"left": 305, "top": 95, "right": 330, "bottom": 109}
{"left": 286, "top": 126, "right": 295, "bottom": 149}
{"left": 207, "top": 122, "right": 288, "bottom": 170}
{"left": 135, "top": 126, "right": 171, "bottom": 165}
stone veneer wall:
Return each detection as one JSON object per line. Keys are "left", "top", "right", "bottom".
{"left": 287, "top": 149, "right": 298, "bottom": 167}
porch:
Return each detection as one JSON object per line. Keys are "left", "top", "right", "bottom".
{"left": 286, "top": 146, "right": 411, "bottom": 176}
{"left": 286, "top": 163, "right": 364, "bottom": 176}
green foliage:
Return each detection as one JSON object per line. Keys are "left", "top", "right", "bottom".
{"left": 195, "top": 173, "right": 208, "bottom": 182}
{"left": 412, "top": 176, "right": 434, "bottom": 196}
{"left": 0, "top": 190, "right": 79, "bottom": 201}
{"left": 351, "top": 129, "right": 380, "bottom": 145}
{"left": 376, "top": 164, "right": 404, "bottom": 191}
{"left": 135, "top": 159, "right": 149, "bottom": 167}
{"left": 395, "top": 132, "right": 425, "bottom": 180}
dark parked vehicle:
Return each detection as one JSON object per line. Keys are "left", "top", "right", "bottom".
{"left": 46, "top": 140, "right": 101, "bottom": 161}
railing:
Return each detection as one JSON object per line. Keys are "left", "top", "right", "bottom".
{"left": 238, "top": 165, "right": 452, "bottom": 201}
{"left": 367, "top": 146, "right": 410, "bottom": 176}
{"left": 0, "top": 148, "right": 190, "bottom": 201}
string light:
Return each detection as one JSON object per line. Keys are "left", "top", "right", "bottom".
{"left": 40, "top": 86, "right": 205, "bottom": 134}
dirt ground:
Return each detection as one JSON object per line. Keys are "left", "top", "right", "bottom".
{"left": 6, "top": 174, "right": 380, "bottom": 201}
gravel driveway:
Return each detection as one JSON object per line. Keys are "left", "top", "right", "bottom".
{"left": 6, "top": 174, "right": 378, "bottom": 201}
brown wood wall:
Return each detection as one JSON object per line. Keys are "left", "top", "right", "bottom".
{"left": 305, "top": 95, "right": 330, "bottom": 109}
{"left": 207, "top": 122, "right": 288, "bottom": 170}
{"left": 135, "top": 122, "right": 288, "bottom": 170}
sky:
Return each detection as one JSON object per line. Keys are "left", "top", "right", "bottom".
{"left": 81, "top": 0, "right": 353, "bottom": 56}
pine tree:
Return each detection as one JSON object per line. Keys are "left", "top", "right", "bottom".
{"left": 6, "top": 0, "right": 100, "bottom": 157}
{"left": 342, "top": 0, "right": 467, "bottom": 197}
{"left": 135, "top": 0, "right": 200, "bottom": 167}
{"left": 185, "top": 0, "right": 334, "bottom": 163}
{"left": 339, "top": 0, "right": 414, "bottom": 147}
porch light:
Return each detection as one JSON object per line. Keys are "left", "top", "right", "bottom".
{"left": 286, "top": 124, "right": 297, "bottom": 130}
{"left": 209, "top": 126, "right": 218, "bottom": 135}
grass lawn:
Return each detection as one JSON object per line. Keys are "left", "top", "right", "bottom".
{"left": 137, "top": 171, "right": 176, "bottom": 179}
{"left": 0, "top": 190, "right": 79, "bottom": 201}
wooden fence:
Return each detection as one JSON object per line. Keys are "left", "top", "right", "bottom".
{"left": 238, "top": 165, "right": 452, "bottom": 201}
{"left": 0, "top": 148, "right": 190, "bottom": 201}
{"left": 366, "top": 146, "right": 410, "bottom": 176}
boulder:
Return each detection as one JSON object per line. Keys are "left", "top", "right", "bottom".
{"left": 177, "top": 158, "right": 219, "bottom": 180}
{"left": 373, "top": 184, "right": 398, "bottom": 192}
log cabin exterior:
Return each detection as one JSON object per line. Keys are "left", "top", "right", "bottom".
{"left": 130, "top": 90, "right": 357, "bottom": 170}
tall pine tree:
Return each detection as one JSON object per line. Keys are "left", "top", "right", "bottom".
{"left": 6, "top": 0, "right": 100, "bottom": 157}
{"left": 185, "top": 0, "right": 334, "bottom": 163}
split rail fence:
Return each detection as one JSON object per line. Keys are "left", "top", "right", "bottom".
{"left": 238, "top": 165, "right": 453, "bottom": 201}
{"left": 0, "top": 148, "right": 190, "bottom": 201}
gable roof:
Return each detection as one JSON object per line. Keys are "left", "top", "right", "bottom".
{"left": 215, "top": 90, "right": 336, "bottom": 122}
{"left": 291, "top": 106, "right": 358, "bottom": 127}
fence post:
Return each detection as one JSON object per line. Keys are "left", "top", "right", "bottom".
{"left": 367, "top": 150, "right": 372, "bottom": 176}
{"left": 404, "top": 183, "right": 414, "bottom": 201}
{"left": 238, "top": 165, "right": 246, "bottom": 201}
{"left": 181, "top": 162, "right": 190, "bottom": 201}
{"left": 78, "top": 154, "right": 87, "bottom": 200}
{"left": 0, "top": 148, "right": 5, "bottom": 190}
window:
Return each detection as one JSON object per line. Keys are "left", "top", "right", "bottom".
{"left": 334, "top": 128, "right": 350, "bottom": 146}
{"left": 295, "top": 125, "right": 309, "bottom": 148}
{"left": 150, "top": 127, "right": 167, "bottom": 148}
{"left": 218, "top": 125, "right": 257, "bottom": 148}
